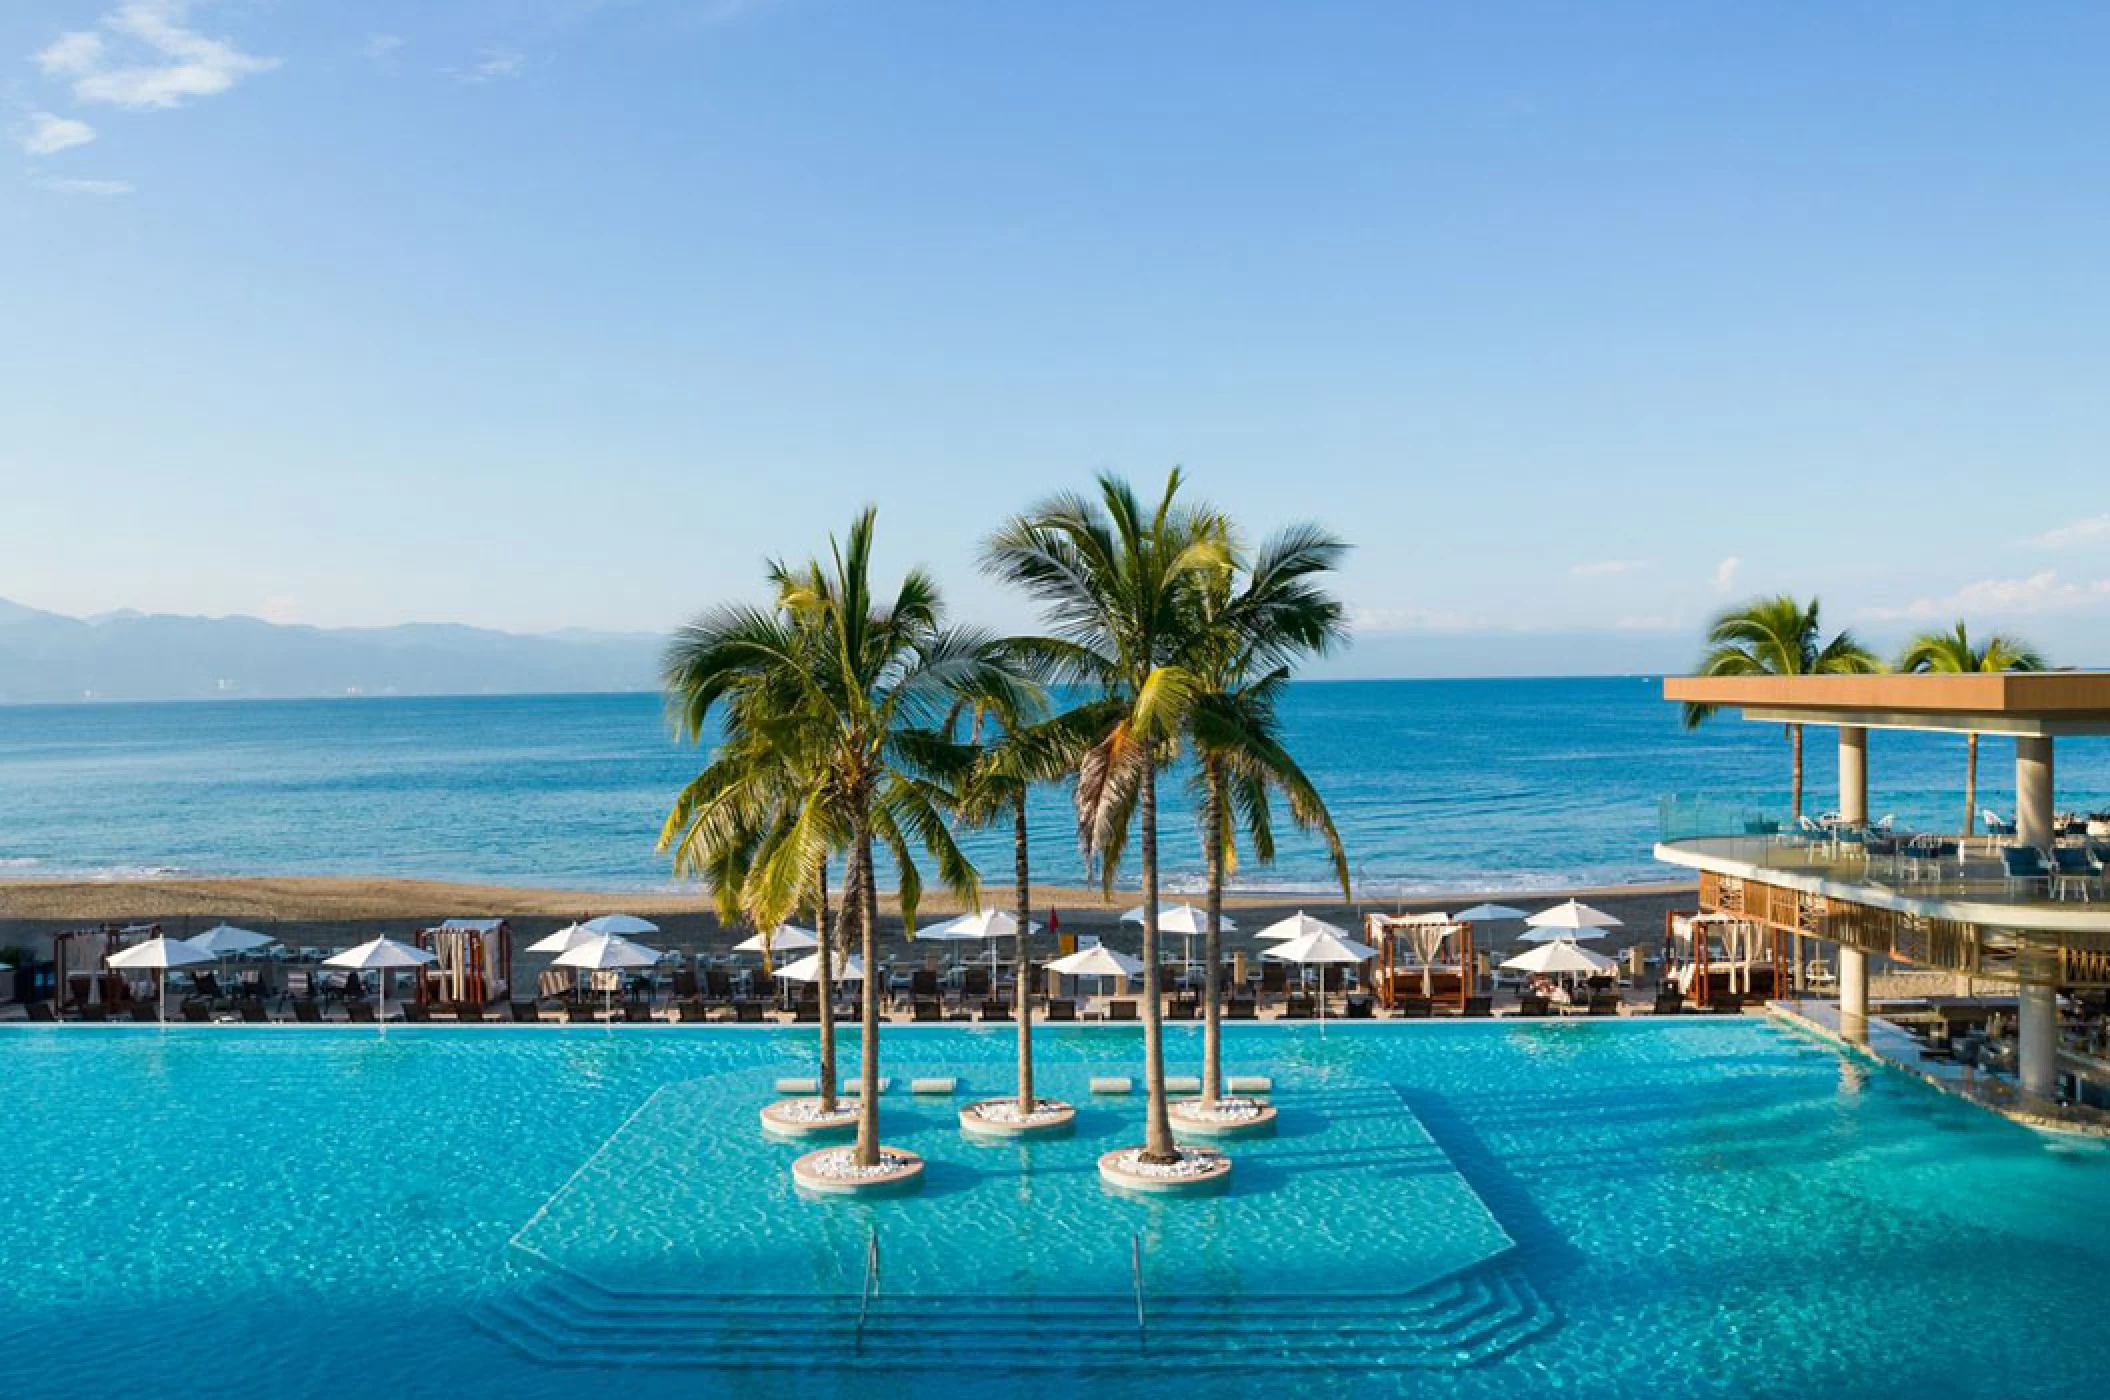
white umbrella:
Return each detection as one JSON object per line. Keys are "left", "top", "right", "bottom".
{"left": 929, "top": 909, "right": 1040, "bottom": 975}
{"left": 732, "top": 924, "right": 820, "bottom": 955}
{"left": 775, "top": 950, "right": 865, "bottom": 984}
{"left": 1045, "top": 944, "right": 1145, "bottom": 978}
{"left": 1123, "top": 903, "right": 1234, "bottom": 970}
{"left": 324, "top": 937, "right": 438, "bottom": 1034}
{"left": 1523, "top": 900, "right": 1622, "bottom": 941}
{"left": 1255, "top": 910, "right": 1348, "bottom": 942}
{"left": 107, "top": 936, "right": 215, "bottom": 1025}
{"left": 187, "top": 923, "right": 276, "bottom": 956}
{"left": 525, "top": 922, "right": 596, "bottom": 955}
{"left": 581, "top": 914, "right": 660, "bottom": 937}
{"left": 1262, "top": 928, "right": 1378, "bottom": 1032}
{"left": 553, "top": 934, "right": 664, "bottom": 1020}
{"left": 1454, "top": 903, "right": 1528, "bottom": 924}
{"left": 1502, "top": 939, "right": 1618, "bottom": 977}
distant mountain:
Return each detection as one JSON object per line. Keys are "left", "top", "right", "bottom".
{"left": 0, "top": 600, "right": 664, "bottom": 704}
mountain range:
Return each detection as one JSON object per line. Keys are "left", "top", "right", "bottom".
{"left": 0, "top": 600, "right": 664, "bottom": 705}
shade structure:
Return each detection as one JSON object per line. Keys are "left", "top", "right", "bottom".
{"left": 324, "top": 937, "right": 438, "bottom": 1033}
{"left": 525, "top": 923, "right": 596, "bottom": 955}
{"left": 581, "top": 914, "right": 660, "bottom": 937}
{"left": 1501, "top": 939, "right": 1618, "bottom": 977}
{"left": 775, "top": 951, "right": 865, "bottom": 985}
{"left": 932, "top": 909, "right": 1041, "bottom": 939}
{"left": 1255, "top": 910, "right": 1349, "bottom": 942}
{"left": 186, "top": 923, "right": 276, "bottom": 956}
{"left": 553, "top": 934, "right": 664, "bottom": 1020}
{"left": 1524, "top": 900, "right": 1623, "bottom": 936}
{"left": 1262, "top": 928, "right": 1378, "bottom": 1032}
{"left": 1454, "top": 903, "right": 1528, "bottom": 924}
{"left": 108, "top": 936, "right": 215, "bottom": 1026}
{"left": 1121, "top": 903, "right": 1235, "bottom": 935}
{"left": 732, "top": 924, "right": 820, "bottom": 955}
{"left": 1044, "top": 944, "right": 1145, "bottom": 979}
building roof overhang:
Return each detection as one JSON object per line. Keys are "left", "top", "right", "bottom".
{"left": 1663, "top": 673, "right": 2110, "bottom": 737}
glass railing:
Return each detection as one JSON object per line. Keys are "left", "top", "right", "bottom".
{"left": 1658, "top": 794, "right": 1787, "bottom": 842}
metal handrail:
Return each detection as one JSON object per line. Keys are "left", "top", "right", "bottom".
{"left": 855, "top": 1229, "right": 881, "bottom": 1353}
{"left": 1129, "top": 1231, "right": 1146, "bottom": 1345}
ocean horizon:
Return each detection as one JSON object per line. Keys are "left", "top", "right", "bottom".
{"left": 4, "top": 676, "right": 2106, "bottom": 897}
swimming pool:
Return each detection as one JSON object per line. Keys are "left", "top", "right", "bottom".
{"left": 4, "top": 1019, "right": 2103, "bottom": 1399}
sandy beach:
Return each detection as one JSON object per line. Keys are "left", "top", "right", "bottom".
{"left": 0, "top": 873, "right": 1697, "bottom": 969}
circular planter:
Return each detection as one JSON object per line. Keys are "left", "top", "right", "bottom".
{"left": 791, "top": 1145, "right": 926, "bottom": 1198}
{"left": 1098, "top": 1144, "right": 1233, "bottom": 1197}
{"left": 959, "top": 1097, "right": 1077, "bottom": 1140}
{"left": 761, "top": 1097, "right": 861, "bottom": 1139}
{"left": 1168, "top": 1097, "right": 1278, "bottom": 1138}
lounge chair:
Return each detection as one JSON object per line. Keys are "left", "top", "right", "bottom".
{"left": 734, "top": 1000, "right": 767, "bottom": 1023}
{"left": 1044, "top": 998, "right": 1077, "bottom": 1022}
{"left": 130, "top": 1002, "right": 160, "bottom": 1023}
{"left": 1106, "top": 1000, "right": 1139, "bottom": 1022}
{"left": 182, "top": 1002, "right": 215, "bottom": 1023}
{"left": 1259, "top": 964, "right": 1288, "bottom": 996}
{"left": 505, "top": 1001, "right": 538, "bottom": 1023}
{"left": 672, "top": 1001, "right": 712, "bottom": 1023}
{"left": 1165, "top": 999, "right": 1196, "bottom": 1021}
{"left": 1396, "top": 995, "right": 1433, "bottom": 1019}
{"left": 1709, "top": 992, "right": 1743, "bottom": 1014}
{"left": 1283, "top": 995, "right": 1315, "bottom": 1020}
{"left": 347, "top": 1002, "right": 377, "bottom": 1023}
{"left": 1587, "top": 993, "right": 1621, "bottom": 1016}
{"left": 911, "top": 998, "right": 944, "bottom": 1023}
{"left": 978, "top": 999, "right": 1012, "bottom": 1023}
{"left": 1345, "top": 995, "right": 1375, "bottom": 1020}
{"left": 1227, "top": 999, "right": 1258, "bottom": 1021}
{"left": 1517, "top": 994, "right": 1551, "bottom": 1017}
{"left": 1652, "top": 990, "right": 1684, "bottom": 1016}
{"left": 400, "top": 1003, "right": 433, "bottom": 1024}
{"left": 1460, "top": 995, "right": 1494, "bottom": 1018}
{"left": 291, "top": 1000, "right": 324, "bottom": 1023}
{"left": 792, "top": 1003, "right": 821, "bottom": 1023}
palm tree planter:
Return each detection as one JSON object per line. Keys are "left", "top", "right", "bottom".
{"left": 1167, "top": 1096, "right": 1277, "bottom": 1137}
{"left": 1097, "top": 1143, "right": 1232, "bottom": 1196}
{"left": 959, "top": 1098, "right": 1077, "bottom": 1138}
{"left": 791, "top": 1145, "right": 926, "bottom": 1197}
{"left": 761, "top": 1098, "right": 861, "bottom": 1138}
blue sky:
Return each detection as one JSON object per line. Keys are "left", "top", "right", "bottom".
{"left": 5, "top": 1, "right": 2108, "bottom": 675}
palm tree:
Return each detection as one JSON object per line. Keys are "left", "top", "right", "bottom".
{"left": 662, "top": 508, "right": 990, "bottom": 1168}
{"left": 1681, "top": 595, "right": 1880, "bottom": 821}
{"left": 1898, "top": 621, "right": 2046, "bottom": 834}
{"left": 984, "top": 470, "right": 1230, "bottom": 1165}
{"left": 1186, "top": 525, "right": 1351, "bottom": 1110}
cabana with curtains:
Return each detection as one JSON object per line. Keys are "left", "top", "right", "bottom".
{"left": 1365, "top": 913, "right": 1474, "bottom": 1009}
{"left": 416, "top": 919, "right": 513, "bottom": 1008}
{"left": 53, "top": 924, "right": 158, "bottom": 1014}
{"left": 1666, "top": 911, "right": 1779, "bottom": 1009}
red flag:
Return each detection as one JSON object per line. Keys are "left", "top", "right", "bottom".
{"left": 1048, "top": 907, "right": 1061, "bottom": 932}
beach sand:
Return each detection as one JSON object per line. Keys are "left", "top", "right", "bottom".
{"left": 0, "top": 873, "right": 1697, "bottom": 969}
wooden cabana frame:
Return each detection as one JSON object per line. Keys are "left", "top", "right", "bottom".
{"left": 1665, "top": 909, "right": 1779, "bottom": 1008}
{"left": 1364, "top": 914, "right": 1473, "bottom": 1009}
{"left": 52, "top": 923, "right": 159, "bottom": 1012}
{"left": 416, "top": 919, "right": 513, "bottom": 1007}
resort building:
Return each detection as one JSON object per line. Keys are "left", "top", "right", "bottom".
{"left": 1656, "top": 673, "right": 2110, "bottom": 1111}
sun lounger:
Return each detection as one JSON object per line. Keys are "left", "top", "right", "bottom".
{"left": 1165, "top": 999, "right": 1196, "bottom": 1021}
{"left": 672, "top": 1002, "right": 712, "bottom": 1023}
{"left": 1089, "top": 1076, "right": 1133, "bottom": 1095}
{"left": 1396, "top": 995, "right": 1433, "bottom": 1018}
{"left": 734, "top": 1000, "right": 767, "bottom": 1023}
{"left": 1226, "top": 1075, "right": 1272, "bottom": 1095}
{"left": 509, "top": 1001, "right": 541, "bottom": 1023}
{"left": 182, "top": 1002, "right": 214, "bottom": 1023}
{"left": 1461, "top": 995, "right": 1493, "bottom": 1018}
{"left": 1227, "top": 999, "right": 1257, "bottom": 1021}
{"left": 911, "top": 1077, "right": 957, "bottom": 1095}
{"left": 400, "top": 1003, "right": 433, "bottom": 1024}
{"left": 347, "top": 1002, "right": 377, "bottom": 1023}
{"left": 793, "top": 1003, "right": 821, "bottom": 1023}
{"left": 1587, "top": 993, "right": 1621, "bottom": 1017}
{"left": 1345, "top": 995, "right": 1376, "bottom": 1019}
{"left": 1517, "top": 994, "right": 1552, "bottom": 1017}
{"left": 292, "top": 1000, "right": 324, "bottom": 1023}
{"left": 1284, "top": 995, "right": 1316, "bottom": 1019}
{"left": 622, "top": 1001, "right": 653, "bottom": 1023}
{"left": 1166, "top": 1075, "right": 1201, "bottom": 1093}
{"left": 912, "top": 999, "right": 944, "bottom": 1023}
{"left": 775, "top": 1077, "right": 821, "bottom": 1095}
{"left": 27, "top": 1002, "right": 57, "bottom": 1023}
{"left": 1652, "top": 991, "right": 1684, "bottom": 1015}
{"left": 978, "top": 999, "right": 1012, "bottom": 1022}
{"left": 1107, "top": 1000, "right": 1139, "bottom": 1022}
{"left": 1044, "top": 999, "right": 1077, "bottom": 1022}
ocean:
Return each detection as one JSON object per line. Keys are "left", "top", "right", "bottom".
{"left": 2, "top": 677, "right": 2104, "bottom": 896}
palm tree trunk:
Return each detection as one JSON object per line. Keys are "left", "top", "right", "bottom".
{"left": 1013, "top": 793, "right": 1035, "bottom": 1113}
{"left": 1139, "top": 761, "right": 1177, "bottom": 1163}
{"left": 1790, "top": 723, "right": 1804, "bottom": 823}
{"left": 1200, "top": 757, "right": 1226, "bottom": 1108}
{"left": 816, "top": 857, "right": 839, "bottom": 1115}
{"left": 1965, "top": 733, "right": 1979, "bottom": 836}
{"left": 855, "top": 827, "right": 882, "bottom": 1167}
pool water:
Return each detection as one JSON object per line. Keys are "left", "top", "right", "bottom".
{"left": 5, "top": 1019, "right": 2105, "bottom": 1399}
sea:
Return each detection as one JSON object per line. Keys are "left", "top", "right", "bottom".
{"left": 3, "top": 677, "right": 2107, "bottom": 897}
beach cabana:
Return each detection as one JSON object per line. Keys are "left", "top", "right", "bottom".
{"left": 416, "top": 918, "right": 512, "bottom": 1008}
{"left": 1365, "top": 912, "right": 1474, "bottom": 1008}
{"left": 54, "top": 924, "right": 158, "bottom": 1014}
{"left": 1665, "top": 911, "right": 1778, "bottom": 1008}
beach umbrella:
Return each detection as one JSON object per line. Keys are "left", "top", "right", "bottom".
{"left": 775, "top": 950, "right": 865, "bottom": 984}
{"left": 732, "top": 924, "right": 820, "bottom": 955}
{"left": 107, "top": 936, "right": 215, "bottom": 1026}
{"left": 930, "top": 909, "right": 1041, "bottom": 975}
{"left": 1122, "top": 903, "right": 1233, "bottom": 969}
{"left": 1501, "top": 938, "right": 1618, "bottom": 978}
{"left": 1262, "top": 928, "right": 1379, "bottom": 1032}
{"left": 324, "top": 937, "right": 438, "bottom": 1035}
{"left": 1255, "top": 911, "right": 1348, "bottom": 942}
{"left": 525, "top": 922, "right": 596, "bottom": 956}
{"left": 553, "top": 933, "right": 664, "bottom": 1020}
{"left": 1044, "top": 943, "right": 1145, "bottom": 1001}
{"left": 1522, "top": 900, "right": 1622, "bottom": 942}
{"left": 581, "top": 914, "right": 660, "bottom": 937}
{"left": 187, "top": 923, "right": 276, "bottom": 956}
{"left": 1454, "top": 903, "right": 1528, "bottom": 925}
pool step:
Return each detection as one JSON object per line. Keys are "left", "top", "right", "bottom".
{"left": 470, "top": 1257, "right": 1555, "bottom": 1374}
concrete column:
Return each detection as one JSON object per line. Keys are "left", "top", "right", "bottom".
{"left": 2019, "top": 982, "right": 2058, "bottom": 1100}
{"left": 1837, "top": 946, "right": 1868, "bottom": 1042}
{"left": 1838, "top": 726, "right": 1869, "bottom": 826}
{"left": 2017, "top": 735, "right": 2055, "bottom": 850}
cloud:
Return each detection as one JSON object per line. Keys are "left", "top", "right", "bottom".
{"left": 19, "top": 112, "right": 96, "bottom": 156}
{"left": 38, "top": 175, "right": 133, "bottom": 196}
{"left": 1569, "top": 559, "right": 1648, "bottom": 579}
{"left": 463, "top": 47, "right": 526, "bottom": 82}
{"left": 2032, "top": 514, "right": 2110, "bottom": 551}
{"left": 1857, "top": 571, "right": 2110, "bottom": 623}
{"left": 1713, "top": 556, "right": 1741, "bottom": 595}
{"left": 361, "top": 33, "right": 405, "bottom": 61}
{"left": 36, "top": 1, "right": 279, "bottom": 111}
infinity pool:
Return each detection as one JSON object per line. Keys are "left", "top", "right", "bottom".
{"left": 5, "top": 1019, "right": 2104, "bottom": 1398}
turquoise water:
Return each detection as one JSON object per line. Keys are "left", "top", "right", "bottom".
{"left": 7, "top": 679, "right": 2110, "bottom": 893}
{"left": 5, "top": 1020, "right": 2108, "bottom": 1398}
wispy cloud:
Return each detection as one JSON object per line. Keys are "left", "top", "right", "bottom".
{"left": 361, "top": 33, "right": 405, "bottom": 62}
{"left": 1569, "top": 559, "right": 1648, "bottom": 579}
{"left": 463, "top": 47, "right": 526, "bottom": 83}
{"left": 2032, "top": 514, "right": 2110, "bottom": 551}
{"left": 1713, "top": 556, "right": 1742, "bottom": 595}
{"left": 1857, "top": 571, "right": 2110, "bottom": 623}
{"left": 38, "top": 175, "right": 133, "bottom": 196}
{"left": 37, "top": 1, "right": 278, "bottom": 111}
{"left": 18, "top": 112, "right": 95, "bottom": 156}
